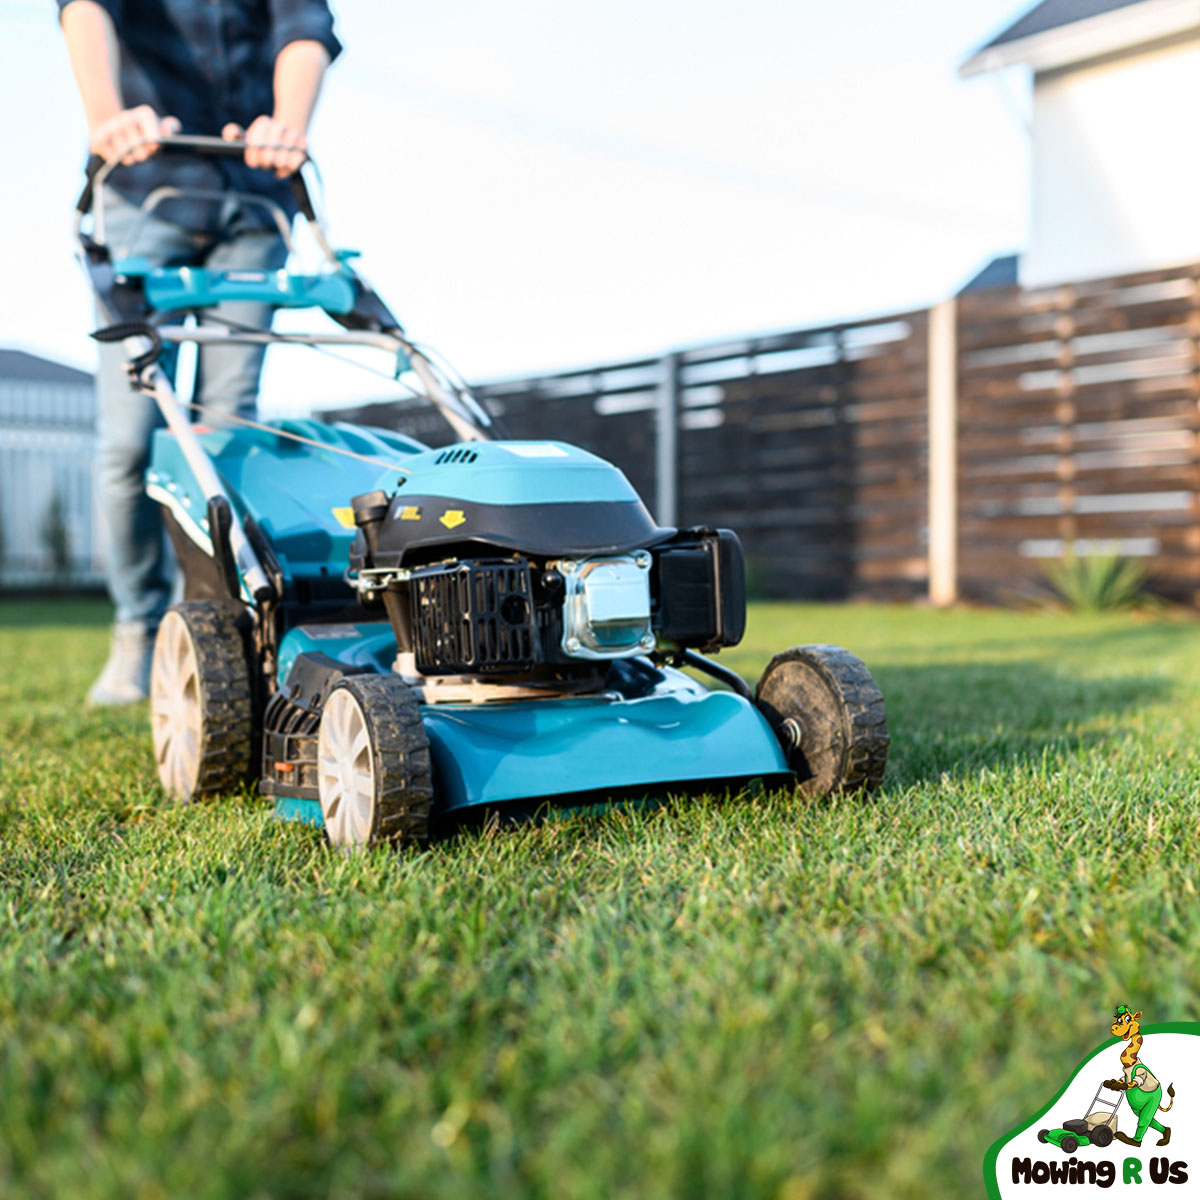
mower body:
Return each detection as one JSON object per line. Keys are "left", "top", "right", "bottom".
{"left": 148, "top": 423, "right": 793, "bottom": 824}
{"left": 1044, "top": 1126, "right": 1095, "bottom": 1151}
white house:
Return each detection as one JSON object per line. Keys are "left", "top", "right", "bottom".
{"left": 0, "top": 349, "right": 104, "bottom": 587}
{"left": 962, "top": 0, "right": 1200, "bottom": 287}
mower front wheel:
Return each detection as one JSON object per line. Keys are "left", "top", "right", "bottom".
{"left": 316, "top": 676, "right": 433, "bottom": 849}
{"left": 755, "top": 644, "right": 888, "bottom": 798}
{"left": 150, "top": 601, "right": 255, "bottom": 802}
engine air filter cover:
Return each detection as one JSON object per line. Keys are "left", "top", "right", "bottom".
{"left": 411, "top": 558, "right": 536, "bottom": 675}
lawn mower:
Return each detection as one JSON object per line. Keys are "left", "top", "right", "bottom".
{"left": 1038, "top": 1082, "right": 1124, "bottom": 1153}
{"left": 78, "top": 136, "right": 889, "bottom": 846}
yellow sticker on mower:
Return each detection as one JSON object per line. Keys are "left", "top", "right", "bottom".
{"left": 439, "top": 509, "right": 467, "bottom": 529}
{"left": 331, "top": 507, "right": 356, "bottom": 529}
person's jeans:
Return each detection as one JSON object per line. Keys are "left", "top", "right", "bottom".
{"left": 95, "top": 190, "right": 287, "bottom": 629}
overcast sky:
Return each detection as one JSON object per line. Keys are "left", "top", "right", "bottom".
{"left": 3, "top": 0, "right": 1031, "bottom": 411}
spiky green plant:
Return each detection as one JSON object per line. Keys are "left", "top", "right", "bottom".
{"left": 1041, "top": 549, "right": 1149, "bottom": 613}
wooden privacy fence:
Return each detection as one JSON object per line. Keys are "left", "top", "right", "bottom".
{"left": 337, "top": 315, "right": 931, "bottom": 600}
{"left": 957, "top": 265, "right": 1200, "bottom": 602}
{"left": 330, "top": 259, "right": 1200, "bottom": 603}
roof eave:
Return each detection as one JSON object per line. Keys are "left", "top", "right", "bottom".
{"left": 960, "top": 0, "right": 1200, "bottom": 77}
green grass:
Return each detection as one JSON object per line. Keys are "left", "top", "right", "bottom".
{"left": 3, "top": 598, "right": 1200, "bottom": 1200}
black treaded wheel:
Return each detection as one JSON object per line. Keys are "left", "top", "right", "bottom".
{"left": 316, "top": 674, "right": 433, "bottom": 849}
{"left": 150, "top": 600, "right": 255, "bottom": 802}
{"left": 1092, "top": 1125, "right": 1113, "bottom": 1148}
{"left": 755, "top": 643, "right": 888, "bottom": 798}
{"left": 1037, "top": 1130, "right": 1049, "bottom": 1144}
{"left": 1061, "top": 1136, "right": 1078, "bottom": 1154}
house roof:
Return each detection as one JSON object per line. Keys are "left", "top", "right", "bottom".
{"left": 958, "top": 254, "right": 1021, "bottom": 294}
{"left": 982, "top": 0, "right": 1145, "bottom": 49}
{"left": 961, "top": 0, "right": 1200, "bottom": 76}
{"left": 0, "top": 348, "right": 93, "bottom": 386}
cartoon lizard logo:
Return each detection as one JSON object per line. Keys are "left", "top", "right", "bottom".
{"left": 1102, "top": 1005, "right": 1176, "bottom": 1147}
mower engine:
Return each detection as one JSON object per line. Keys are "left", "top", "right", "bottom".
{"left": 347, "top": 441, "right": 744, "bottom": 694}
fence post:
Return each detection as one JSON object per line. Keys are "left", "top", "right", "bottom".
{"left": 927, "top": 298, "right": 958, "bottom": 605}
{"left": 656, "top": 352, "right": 680, "bottom": 527}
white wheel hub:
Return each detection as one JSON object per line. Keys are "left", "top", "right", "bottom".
{"left": 150, "top": 611, "right": 203, "bottom": 800}
{"left": 317, "top": 688, "right": 376, "bottom": 846}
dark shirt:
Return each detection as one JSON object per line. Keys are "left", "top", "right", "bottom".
{"left": 57, "top": 0, "right": 341, "bottom": 231}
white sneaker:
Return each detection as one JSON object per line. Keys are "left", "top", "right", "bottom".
{"left": 88, "top": 622, "right": 154, "bottom": 706}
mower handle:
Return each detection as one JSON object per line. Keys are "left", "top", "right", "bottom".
{"left": 76, "top": 134, "right": 317, "bottom": 224}
{"left": 76, "top": 135, "right": 497, "bottom": 442}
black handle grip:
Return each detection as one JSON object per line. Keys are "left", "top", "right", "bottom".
{"left": 75, "top": 154, "right": 105, "bottom": 216}
{"left": 157, "top": 135, "right": 264, "bottom": 159}
{"left": 289, "top": 174, "right": 317, "bottom": 221}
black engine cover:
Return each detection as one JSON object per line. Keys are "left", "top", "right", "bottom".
{"left": 370, "top": 493, "right": 674, "bottom": 565}
{"left": 652, "top": 528, "right": 746, "bottom": 652}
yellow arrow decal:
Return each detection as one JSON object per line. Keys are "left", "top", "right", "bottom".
{"left": 439, "top": 509, "right": 467, "bottom": 529}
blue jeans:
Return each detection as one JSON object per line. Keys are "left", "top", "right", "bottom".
{"left": 96, "top": 190, "right": 287, "bottom": 629}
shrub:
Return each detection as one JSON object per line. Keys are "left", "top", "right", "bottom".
{"left": 1041, "top": 548, "right": 1149, "bottom": 613}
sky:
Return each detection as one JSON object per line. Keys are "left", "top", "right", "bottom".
{"left": 2, "top": 0, "right": 1032, "bottom": 412}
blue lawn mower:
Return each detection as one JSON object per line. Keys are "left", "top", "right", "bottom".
{"left": 78, "top": 137, "right": 889, "bottom": 846}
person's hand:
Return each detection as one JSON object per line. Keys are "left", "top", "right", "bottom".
{"left": 90, "top": 107, "right": 181, "bottom": 165}
{"left": 222, "top": 116, "right": 307, "bottom": 177}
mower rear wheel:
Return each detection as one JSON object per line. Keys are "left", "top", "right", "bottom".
{"left": 150, "top": 602, "right": 254, "bottom": 802}
{"left": 755, "top": 644, "right": 888, "bottom": 798}
{"left": 316, "top": 675, "right": 432, "bottom": 849}
{"left": 1092, "top": 1125, "right": 1114, "bottom": 1148}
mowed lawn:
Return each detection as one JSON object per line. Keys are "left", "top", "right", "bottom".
{"left": 2, "top": 597, "right": 1199, "bottom": 1200}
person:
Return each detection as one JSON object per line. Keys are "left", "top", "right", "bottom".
{"left": 56, "top": 0, "right": 341, "bottom": 704}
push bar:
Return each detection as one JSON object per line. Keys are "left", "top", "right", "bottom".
{"left": 76, "top": 134, "right": 317, "bottom": 226}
